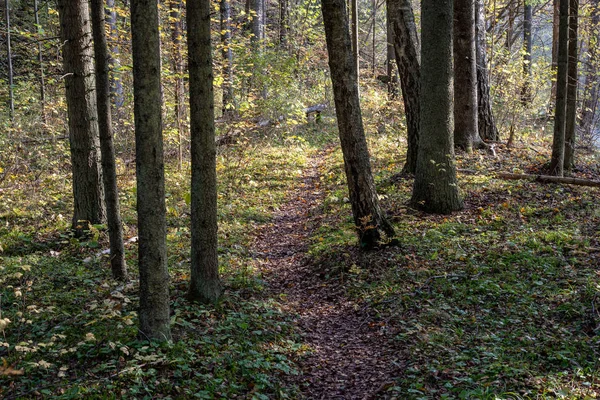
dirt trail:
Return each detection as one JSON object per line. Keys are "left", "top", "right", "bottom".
{"left": 253, "top": 148, "right": 403, "bottom": 399}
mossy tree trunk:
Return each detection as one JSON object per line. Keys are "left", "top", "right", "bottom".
{"left": 411, "top": 0, "right": 463, "bottom": 214}
{"left": 187, "top": 0, "right": 222, "bottom": 303}
{"left": 57, "top": 0, "right": 106, "bottom": 234}
{"left": 130, "top": 0, "right": 171, "bottom": 342}
{"left": 322, "top": 0, "right": 396, "bottom": 249}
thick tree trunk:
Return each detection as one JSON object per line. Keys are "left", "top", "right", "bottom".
{"left": 453, "top": 0, "right": 481, "bottom": 152}
{"left": 563, "top": 0, "right": 578, "bottom": 171}
{"left": 130, "top": 0, "right": 171, "bottom": 341}
{"left": 57, "top": 0, "right": 106, "bottom": 233}
{"left": 411, "top": 0, "right": 463, "bottom": 214}
{"left": 5, "top": 0, "right": 14, "bottom": 121}
{"left": 106, "top": 0, "right": 124, "bottom": 110}
{"left": 187, "top": 0, "right": 222, "bottom": 304}
{"left": 579, "top": 0, "right": 599, "bottom": 140}
{"left": 322, "top": 0, "right": 396, "bottom": 249}
{"left": 387, "top": 0, "right": 420, "bottom": 174}
{"left": 521, "top": 3, "right": 532, "bottom": 105}
{"left": 249, "top": 0, "right": 265, "bottom": 42}
{"left": 220, "top": 0, "right": 235, "bottom": 115}
{"left": 169, "top": 0, "right": 185, "bottom": 170}
{"left": 475, "top": 0, "right": 499, "bottom": 141}
{"left": 549, "top": 0, "right": 569, "bottom": 177}
{"left": 91, "top": 0, "right": 127, "bottom": 281}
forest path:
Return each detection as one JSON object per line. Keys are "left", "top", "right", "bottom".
{"left": 252, "top": 147, "right": 403, "bottom": 399}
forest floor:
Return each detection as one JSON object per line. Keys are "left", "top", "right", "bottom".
{"left": 1, "top": 113, "right": 600, "bottom": 399}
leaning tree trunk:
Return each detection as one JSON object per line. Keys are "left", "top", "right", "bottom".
{"left": 130, "top": 0, "right": 171, "bottom": 341}
{"left": 475, "top": 0, "right": 499, "bottom": 141}
{"left": 91, "top": 0, "right": 127, "bottom": 280}
{"left": 550, "top": 0, "right": 569, "bottom": 177}
{"left": 521, "top": 2, "right": 533, "bottom": 105}
{"left": 387, "top": 0, "right": 420, "bottom": 174}
{"left": 187, "top": 0, "right": 222, "bottom": 304}
{"left": 57, "top": 0, "right": 106, "bottom": 233}
{"left": 454, "top": 0, "right": 481, "bottom": 152}
{"left": 411, "top": 0, "right": 463, "bottom": 214}
{"left": 579, "top": 0, "right": 599, "bottom": 140}
{"left": 322, "top": 0, "right": 396, "bottom": 249}
{"left": 563, "top": 0, "right": 578, "bottom": 171}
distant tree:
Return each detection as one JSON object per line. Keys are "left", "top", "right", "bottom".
{"left": 106, "top": 0, "right": 124, "bottom": 110}
{"left": 454, "top": 0, "right": 481, "bottom": 152}
{"left": 57, "top": 0, "right": 106, "bottom": 234}
{"left": 387, "top": 0, "right": 420, "bottom": 174}
{"left": 475, "top": 0, "right": 499, "bottom": 141}
{"left": 521, "top": 1, "right": 533, "bottom": 104}
{"left": 91, "top": 0, "right": 127, "bottom": 280}
{"left": 411, "top": 0, "right": 463, "bottom": 214}
{"left": 169, "top": 0, "right": 185, "bottom": 170}
{"left": 187, "top": 0, "right": 222, "bottom": 303}
{"left": 130, "top": 0, "right": 171, "bottom": 341}
{"left": 280, "top": 0, "right": 288, "bottom": 47}
{"left": 563, "top": 0, "right": 579, "bottom": 171}
{"left": 321, "top": 0, "right": 396, "bottom": 249}
{"left": 220, "top": 0, "right": 235, "bottom": 115}
{"left": 580, "top": 0, "right": 599, "bottom": 140}
{"left": 34, "top": 0, "right": 46, "bottom": 123}
{"left": 550, "top": 0, "right": 569, "bottom": 176}
{"left": 5, "top": 0, "right": 14, "bottom": 121}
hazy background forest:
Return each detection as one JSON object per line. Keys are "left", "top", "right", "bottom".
{"left": 1, "top": 0, "right": 600, "bottom": 398}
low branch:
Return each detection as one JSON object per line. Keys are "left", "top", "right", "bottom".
{"left": 496, "top": 172, "right": 600, "bottom": 188}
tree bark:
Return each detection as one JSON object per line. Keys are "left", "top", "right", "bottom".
{"left": 220, "top": 0, "right": 235, "bottom": 115}
{"left": 57, "top": 0, "right": 106, "bottom": 233}
{"left": 579, "top": 0, "right": 599, "bottom": 140}
{"left": 187, "top": 0, "right": 222, "bottom": 303}
{"left": 563, "top": 0, "right": 578, "bottom": 171}
{"left": 411, "top": 0, "right": 463, "bottom": 214}
{"left": 322, "top": 0, "right": 396, "bottom": 249}
{"left": 91, "top": 0, "right": 127, "bottom": 281}
{"left": 521, "top": 2, "right": 532, "bottom": 104}
{"left": 130, "top": 0, "right": 171, "bottom": 341}
{"left": 475, "top": 0, "right": 499, "bottom": 141}
{"left": 351, "top": 0, "right": 359, "bottom": 84}
{"left": 454, "top": 0, "right": 481, "bottom": 152}
{"left": 549, "top": 0, "right": 569, "bottom": 177}
{"left": 387, "top": 0, "right": 420, "bottom": 174}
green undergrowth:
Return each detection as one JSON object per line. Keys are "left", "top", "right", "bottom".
{"left": 0, "top": 124, "right": 331, "bottom": 399}
{"left": 306, "top": 102, "right": 600, "bottom": 398}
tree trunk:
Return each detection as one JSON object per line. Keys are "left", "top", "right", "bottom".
{"left": 563, "top": 0, "right": 578, "bottom": 171}
{"left": 280, "top": 0, "right": 288, "bottom": 47}
{"left": 5, "top": 0, "right": 14, "bottom": 121}
{"left": 106, "top": 0, "right": 124, "bottom": 110}
{"left": 551, "top": 0, "right": 560, "bottom": 103}
{"left": 475, "top": 0, "right": 499, "bottom": 141}
{"left": 453, "top": 0, "right": 481, "bottom": 152}
{"left": 130, "top": 0, "right": 171, "bottom": 341}
{"left": 387, "top": 0, "right": 420, "bottom": 174}
{"left": 91, "top": 0, "right": 127, "bottom": 281}
{"left": 34, "top": 0, "right": 46, "bottom": 124}
{"left": 220, "top": 0, "right": 235, "bottom": 115}
{"left": 351, "top": 0, "right": 359, "bottom": 84}
{"left": 169, "top": 0, "right": 185, "bottom": 170}
{"left": 322, "top": 0, "right": 396, "bottom": 249}
{"left": 579, "top": 0, "right": 599, "bottom": 140}
{"left": 550, "top": 0, "right": 569, "bottom": 177}
{"left": 249, "top": 0, "right": 265, "bottom": 42}
{"left": 521, "top": 2, "right": 532, "bottom": 105}
{"left": 57, "top": 0, "right": 106, "bottom": 233}
{"left": 385, "top": 6, "right": 397, "bottom": 97}
{"left": 411, "top": 0, "right": 463, "bottom": 214}
{"left": 187, "top": 0, "right": 222, "bottom": 303}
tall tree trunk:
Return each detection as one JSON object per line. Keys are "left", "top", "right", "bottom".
{"left": 387, "top": 0, "right": 420, "bottom": 174}
{"left": 169, "top": 0, "right": 185, "bottom": 170}
{"left": 454, "top": 0, "right": 481, "bottom": 152}
{"left": 34, "top": 0, "right": 46, "bottom": 124}
{"left": 579, "top": 0, "right": 598, "bottom": 141}
{"left": 91, "top": 0, "right": 127, "bottom": 281}
{"left": 475, "top": 0, "right": 499, "bottom": 141}
{"left": 5, "top": 0, "right": 14, "bottom": 121}
{"left": 187, "top": 0, "right": 222, "bottom": 304}
{"left": 220, "top": 0, "right": 235, "bottom": 115}
{"left": 249, "top": 0, "right": 265, "bottom": 42}
{"left": 106, "top": 0, "right": 124, "bottom": 111}
{"left": 280, "top": 0, "right": 288, "bottom": 47}
{"left": 551, "top": 0, "right": 560, "bottom": 103}
{"left": 521, "top": 2, "right": 532, "bottom": 105}
{"left": 130, "top": 0, "right": 171, "bottom": 341}
{"left": 563, "top": 0, "right": 578, "bottom": 171}
{"left": 372, "top": 0, "right": 376, "bottom": 74}
{"left": 57, "top": 0, "right": 106, "bottom": 233}
{"left": 351, "top": 0, "right": 359, "bottom": 84}
{"left": 550, "top": 0, "right": 569, "bottom": 176}
{"left": 411, "top": 0, "right": 463, "bottom": 214}
{"left": 322, "top": 0, "right": 396, "bottom": 249}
